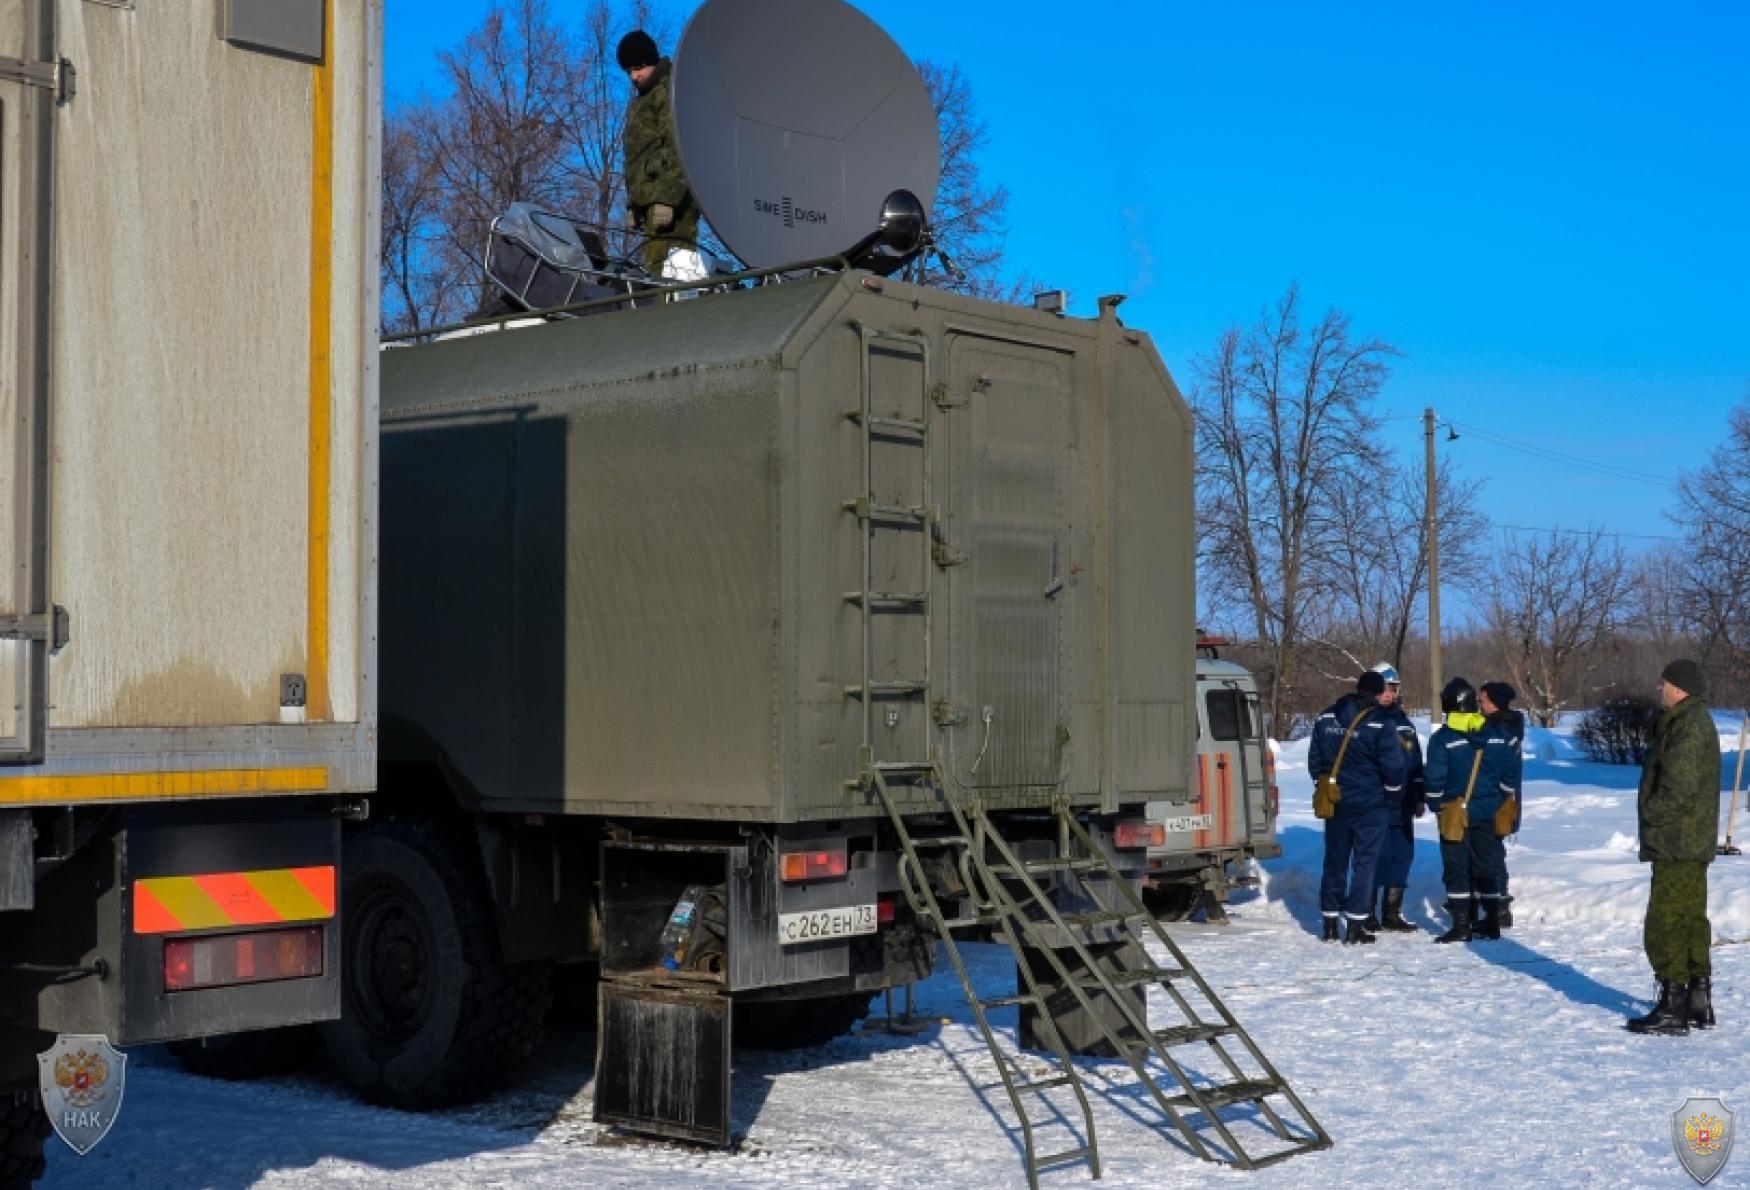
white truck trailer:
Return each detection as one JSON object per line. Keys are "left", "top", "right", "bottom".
{"left": 0, "top": 2, "right": 379, "bottom": 1180}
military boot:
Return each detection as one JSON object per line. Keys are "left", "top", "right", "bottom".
{"left": 1498, "top": 898, "right": 1514, "bottom": 929}
{"left": 1472, "top": 902, "right": 1502, "bottom": 941}
{"left": 1379, "top": 888, "right": 1416, "bottom": 933}
{"left": 1321, "top": 916, "right": 1340, "bottom": 942}
{"left": 1434, "top": 903, "right": 1471, "bottom": 944}
{"left": 1343, "top": 919, "right": 1376, "bottom": 945}
{"left": 1362, "top": 893, "right": 1380, "bottom": 933}
{"left": 1626, "top": 981, "right": 1691, "bottom": 1035}
{"left": 1688, "top": 976, "right": 1716, "bottom": 1030}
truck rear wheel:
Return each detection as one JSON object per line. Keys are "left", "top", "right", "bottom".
{"left": 319, "top": 820, "right": 551, "bottom": 1109}
{"left": 735, "top": 991, "right": 876, "bottom": 1051}
{"left": 0, "top": 1094, "right": 49, "bottom": 1189}
{"left": 166, "top": 1026, "right": 317, "bottom": 1081}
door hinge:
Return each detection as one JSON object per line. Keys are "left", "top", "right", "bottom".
{"left": 0, "top": 606, "right": 70, "bottom": 652}
{"left": 930, "top": 382, "right": 965, "bottom": 411}
{"left": 0, "top": 55, "right": 77, "bottom": 105}
{"left": 932, "top": 700, "right": 968, "bottom": 728}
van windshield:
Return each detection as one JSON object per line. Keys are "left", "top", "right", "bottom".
{"left": 1205, "top": 688, "right": 1255, "bottom": 742}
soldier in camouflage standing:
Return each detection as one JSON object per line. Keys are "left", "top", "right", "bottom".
{"left": 1628, "top": 659, "right": 1722, "bottom": 1035}
{"left": 617, "top": 31, "right": 703, "bottom": 279}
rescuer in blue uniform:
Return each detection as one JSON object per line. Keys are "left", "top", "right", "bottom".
{"left": 1424, "top": 677, "right": 1521, "bottom": 942}
{"left": 1311, "top": 670, "right": 1410, "bottom": 944}
{"left": 1366, "top": 663, "right": 1425, "bottom": 933}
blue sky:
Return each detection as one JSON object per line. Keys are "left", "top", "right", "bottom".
{"left": 385, "top": 0, "right": 1750, "bottom": 577}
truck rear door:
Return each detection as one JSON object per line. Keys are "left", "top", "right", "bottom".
{"left": 1199, "top": 679, "right": 1269, "bottom": 844}
{"left": 0, "top": 1, "right": 58, "bottom": 763}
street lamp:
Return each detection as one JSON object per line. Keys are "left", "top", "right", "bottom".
{"left": 1425, "top": 408, "right": 1444, "bottom": 725}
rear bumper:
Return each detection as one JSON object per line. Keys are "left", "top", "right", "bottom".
{"left": 0, "top": 800, "right": 341, "bottom": 1046}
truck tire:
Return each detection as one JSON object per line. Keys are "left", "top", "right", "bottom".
{"left": 166, "top": 1026, "right": 317, "bottom": 1081}
{"left": 1143, "top": 881, "right": 1198, "bottom": 922}
{"left": 318, "top": 820, "right": 552, "bottom": 1109}
{"left": 0, "top": 1094, "right": 49, "bottom": 1189}
{"left": 735, "top": 991, "right": 876, "bottom": 1051}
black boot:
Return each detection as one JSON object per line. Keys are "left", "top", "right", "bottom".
{"left": 1343, "top": 919, "right": 1376, "bottom": 945}
{"left": 1434, "top": 903, "right": 1471, "bottom": 944}
{"left": 1689, "top": 976, "right": 1715, "bottom": 1029}
{"left": 1626, "top": 981, "right": 1691, "bottom": 1035}
{"left": 1498, "top": 897, "right": 1514, "bottom": 929}
{"left": 1379, "top": 888, "right": 1416, "bottom": 932}
{"left": 1321, "top": 917, "right": 1340, "bottom": 942}
{"left": 1363, "top": 892, "right": 1381, "bottom": 934}
{"left": 1472, "top": 901, "right": 1501, "bottom": 941}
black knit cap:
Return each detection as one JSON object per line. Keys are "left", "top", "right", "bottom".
{"left": 616, "top": 30, "right": 659, "bottom": 70}
{"left": 1661, "top": 658, "right": 1708, "bottom": 698}
{"left": 1479, "top": 681, "right": 1517, "bottom": 708}
{"left": 1357, "top": 671, "right": 1386, "bottom": 696}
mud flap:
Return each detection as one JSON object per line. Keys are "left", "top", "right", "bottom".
{"left": 594, "top": 977, "right": 731, "bottom": 1146}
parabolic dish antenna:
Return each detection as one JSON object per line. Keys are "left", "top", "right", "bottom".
{"left": 671, "top": 0, "right": 941, "bottom": 269}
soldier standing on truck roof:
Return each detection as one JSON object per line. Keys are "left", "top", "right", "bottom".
{"left": 1366, "top": 663, "right": 1424, "bottom": 934}
{"left": 617, "top": 30, "right": 707, "bottom": 282}
{"left": 1310, "top": 670, "right": 1409, "bottom": 945}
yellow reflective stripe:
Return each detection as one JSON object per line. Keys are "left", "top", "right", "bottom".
{"left": 244, "top": 869, "right": 331, "bottom": 923}
{"left": 0, "top": 767, "right": 330, "bottom": 805}
{"left": 137, "top": 877, "right": 232, "bottom": 931}
{"left": 305, "top": 0, "right": 336, "bottom": 723}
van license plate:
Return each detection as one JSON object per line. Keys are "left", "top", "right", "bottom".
{"left": 778, "top": 905, "right": 877, "bottom": 946}
{"left": 1163, "top": 814, "right": 1214, "bottom": 833}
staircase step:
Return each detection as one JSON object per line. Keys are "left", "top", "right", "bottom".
{"left": 986, "top": 856, "right": 1108, "bottom": 876}
{"left": 980, "top": 993, "right": 1036, "bottom": 1012}
{"left": 1166, "top": 1078, "right": 1281, "bottom": 1112}
{"left": 1014, "top": 1074, "right": 1077, "bottom": 1095}
{"left": 1035, "top": 1146, "right": 1095, "bottom": 1170}
{"left": 1077, "top": 967, "right": 1184, "bottom": 991}
{"left": 1147, "top": 1022, "right": 1233, "bottom": 1047}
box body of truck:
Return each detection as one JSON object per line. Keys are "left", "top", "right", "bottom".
{"left": 0, "top": 0, "right": 379, "bottom": 1077}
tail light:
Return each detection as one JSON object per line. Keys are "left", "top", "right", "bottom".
{"left": 1263, "top": 745, "right": 1280, "bottom": 819}
{"left": 164, "top": 926, "right": 324, "bottom": 992}
{"left": 779, "top": 846, "right": 848, "bottom": 883}
{"left": 1114, "top": 821, "right": 1165, "bottom": 849}
{"left": 877, "top": 895, "right": 896, "bottom": 924}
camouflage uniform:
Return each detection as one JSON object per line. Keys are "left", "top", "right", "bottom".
{"left": 1637, "top": 694, "right": 1721, "bottom": 982}
{"left": 622, "top": 59, "right": 699, "bottom": 274}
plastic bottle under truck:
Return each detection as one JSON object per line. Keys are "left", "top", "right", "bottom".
{"left": 0, "top": 2, "right": 379, "bottom": 1182}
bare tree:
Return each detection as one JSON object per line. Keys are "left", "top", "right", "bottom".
{"left": 1193, "top": 285, "right": 1398, "bottom": 733}
{"left": 1670, "top": 395, "right": 1750, "bottom": 702}
{"left": 1481, "top": 529, "right": 1632, "bottom": 725}
{"left": 380, "top": 103, "right": 448, "bottom": 334}
{"left": 1318, "top": 460, "right": 1487, "bottom": 670}
{"left": 913, "top": 60, "right": 1023, "bottom": 299}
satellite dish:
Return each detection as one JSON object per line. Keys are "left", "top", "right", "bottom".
{"left": 671, "top": 0, "right": 941, "bottom": 269}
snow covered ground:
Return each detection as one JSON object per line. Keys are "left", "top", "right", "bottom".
{"left": 41, "top": 718, "right": 1750, "bottom": 1188}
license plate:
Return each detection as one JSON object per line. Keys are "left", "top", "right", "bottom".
{"left": 777, "top": 904, "right": 877, "bottom": 946}
{"left": 1162, "top": 813, "right": 1214, "bottom": 833}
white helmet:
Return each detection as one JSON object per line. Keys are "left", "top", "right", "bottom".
{"left": 1370, "top": 661, "right": 1400, "bottom": 687}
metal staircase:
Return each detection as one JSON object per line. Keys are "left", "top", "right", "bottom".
{"left": 842, "top": 320, "right": 1327, "bottom": 1184}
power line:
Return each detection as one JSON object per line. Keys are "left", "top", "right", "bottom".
{"left": 1445, "top": 419, "right": 1677, "bottom": 489}
{"left": 1487, "top": 521, "right": 1683, "bottom": 543}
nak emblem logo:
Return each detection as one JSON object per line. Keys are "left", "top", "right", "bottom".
{"left": 37, "top": 1034, "right": 127, "bottom": 1156}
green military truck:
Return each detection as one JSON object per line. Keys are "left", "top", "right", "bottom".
{"left": 1, "top": 2, "right": 379, "bottom": 1183}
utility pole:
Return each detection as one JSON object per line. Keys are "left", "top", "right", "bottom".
{"left": 1425, "top": 408, "right": 1442, "bottom": 725}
